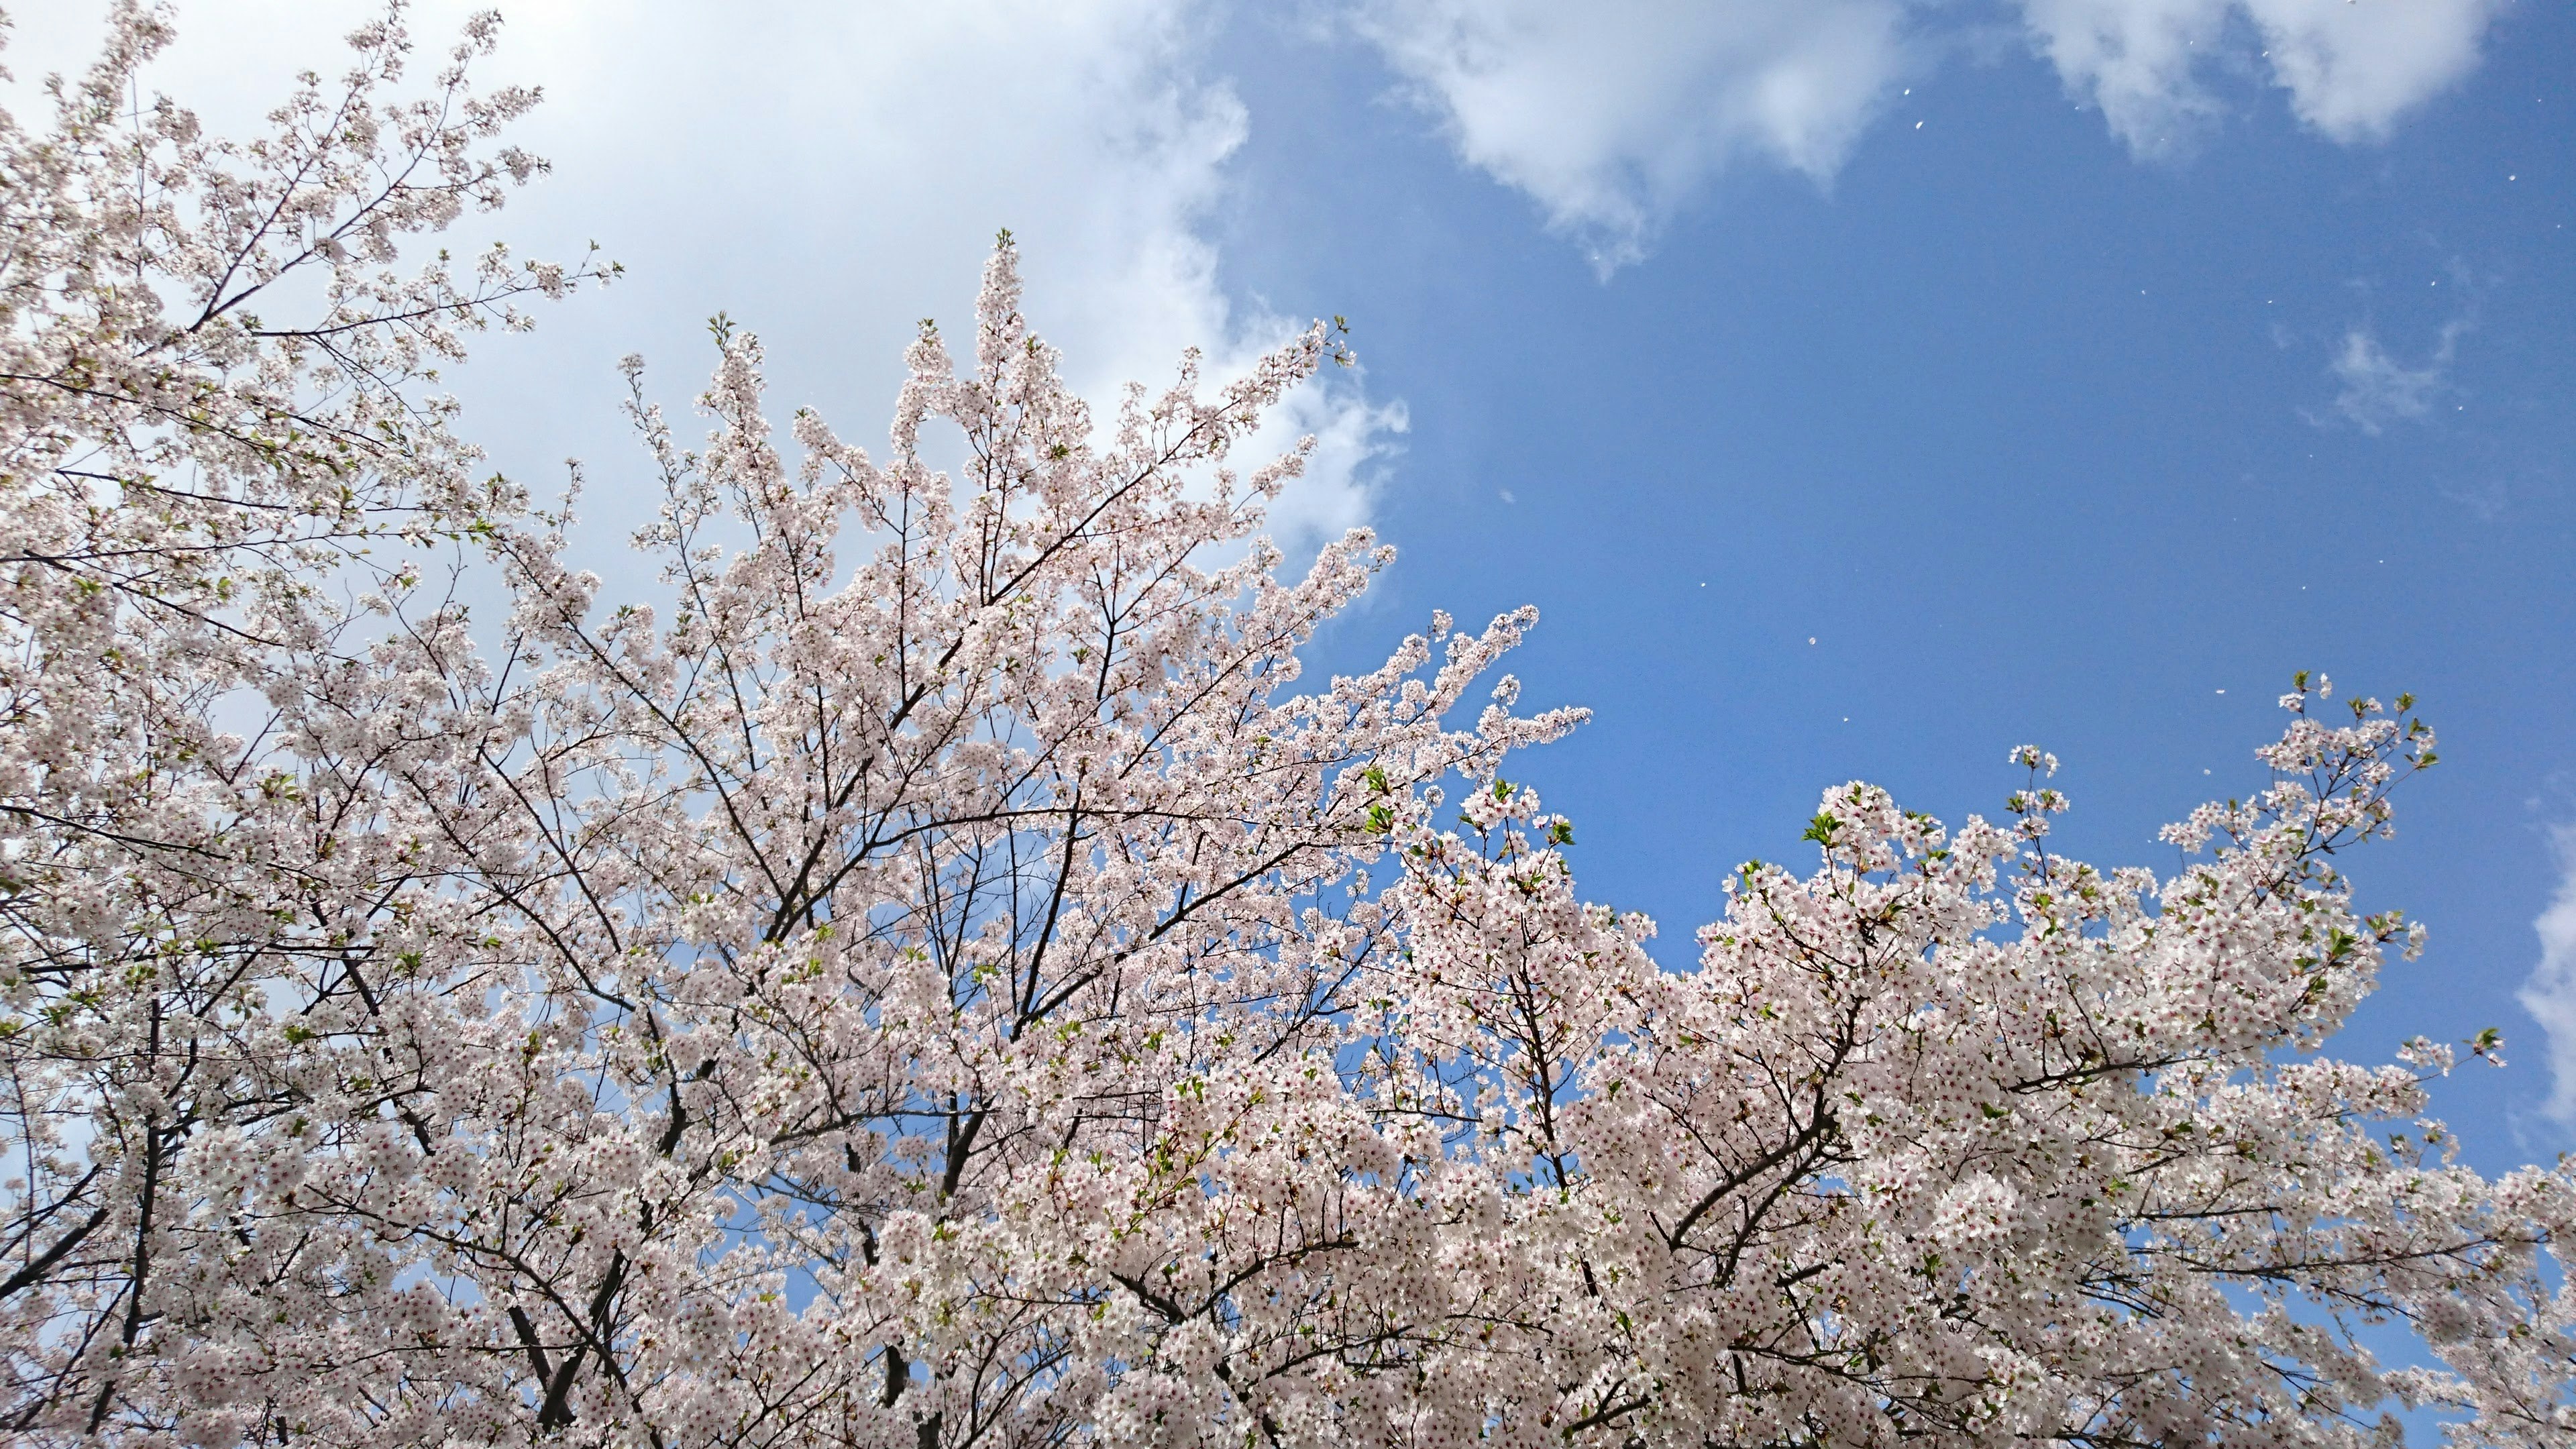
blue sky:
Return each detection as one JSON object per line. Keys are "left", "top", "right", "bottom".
{"left": 1203, "top": 3, "right": 2576, "bottom": 1169}
{"left": 19, "top": 0, "right": 2572, "bottom": 1170}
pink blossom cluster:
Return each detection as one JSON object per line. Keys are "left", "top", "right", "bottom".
{"left": 2, "top": 7, "right": 2569, "bottom": 1446}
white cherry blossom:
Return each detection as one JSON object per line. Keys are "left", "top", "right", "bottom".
{"left": 2, "top": 8, "right": 2568, "bottom": 1447}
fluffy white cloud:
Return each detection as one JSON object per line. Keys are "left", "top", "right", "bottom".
{"left": 7, "top": 1, "right": 1395, "bottom": 549}
{"left": 1346, "top": 0, "right": 2504, "bottom": 269}
{"left": 2017, "top": 0, "right": 2507, "bottom": 156}
{"left": 2517, "top": 828, "right": 2576, "bottom": 1124}
{"left": 1352, "top": 0, "right": 1913, "bottom": 272}
{"left": 2014, "top": 0, "right": 2233, "bottom": 155}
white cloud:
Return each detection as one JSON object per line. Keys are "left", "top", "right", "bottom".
{"left": 2243, "top": 0, "right": 2504, "bottom": 142}
{"left": 8, "top": 1, "right": 1396, "bottom": 550}
{"left": 1350, "top": 0, "right": 1913, "bottom": 272}
{"left": 2017, "top": 0, "right": 2506, "bottom": 156}
{"left": 2013, "top": 0, "right": 2233, "bottom": 156}
{"left": 2326, "top": 323, "right": 2459, "bottom": 433}
{"left": 2517, "top": 827, "right": 2576, "bottom": 1124}
{"left": 1342, "top": 0, "right": 2503, "bottom": 270}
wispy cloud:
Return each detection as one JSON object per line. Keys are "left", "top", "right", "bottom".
{"left": 2325, "top": 321, "right": 2463, "bottom": 433}
{"left": 2516, "top": 826, "right": 2576, "bottom": 1124}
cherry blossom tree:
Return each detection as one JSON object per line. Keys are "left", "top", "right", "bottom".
{"left": 4, "top": 6, "right": 2572, "bottom": 1448}
{"left": 0, "top": 1, "right": 610, "bottom": 1435}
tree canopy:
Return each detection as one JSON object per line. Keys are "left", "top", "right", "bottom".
{"left": 2, "top": 7, "right": 2569, "bottom": 1446}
